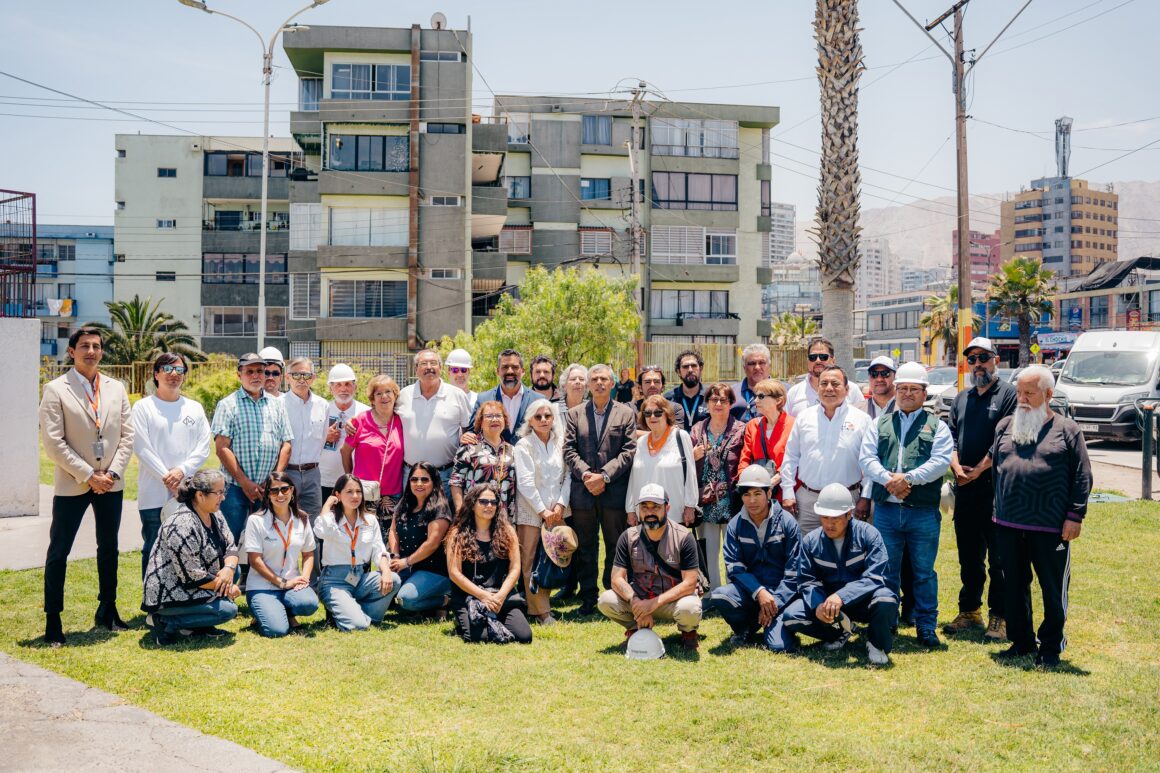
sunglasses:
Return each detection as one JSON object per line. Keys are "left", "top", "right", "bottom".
{"left": 410, "top": 476, "right": 432, "bottom": 484}
{"left": 807, "top": 353, "right": 831, "bottom": 362}
{"left": 754, "top": 392, "right": 773, "bottom": 400}
{"left": 264, "top": 369, "right": 282, "bottom": 377}
{"left": 288, "top": 372, "right": 314, "bottom": 381}
{"left": 448, "top": 366, "right": 470, "bottom": 374}
{"left": 966, "top": 353, "right": 993, "bottom": 364}
{"left": 477, "top": 499, "right": 499, "bottom": 507}
{"left": 268, "top": 485, "right": 292, "bottom": 495}
{"left": 532, "top": 413, "right": 553, "bottom": 421}
{"left": 159, "top": 364, "right": 187, "bottom": 375}
{"left": 642, "top": 409, "right": 665, "bottom": 418}
{"left": 869, "top": 369, "right": 893, "bottom": 378}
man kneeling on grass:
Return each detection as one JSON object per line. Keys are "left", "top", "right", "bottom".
{"left": 598, "top": 484, "right": 702, "bottom": 651}
{"left": 779, "top": 483, "right": 897, "bottom": 665}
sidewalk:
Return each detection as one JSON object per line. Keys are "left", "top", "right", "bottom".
{"left": 0, "top": 485, "right": 143, "bottom": 571}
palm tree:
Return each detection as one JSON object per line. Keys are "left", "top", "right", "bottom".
{"left": 769, "top": 311, "right": 819, "bottom": 347}
{"left": 84, "top": 295, "right": 205, "bottom": 365}
{"left": 986, "top": 258, "right": 1057, "bottom": 366}
{"left": 810, "top": 0, "right": 864, "bottom": 369}
{"left": 920, "top": 284, "right": 982, "bottom": 365}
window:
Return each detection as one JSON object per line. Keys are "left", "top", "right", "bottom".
{"left": 37, "top": 244, "right": 56, "bottom": 261}
{"left": 506, "top": 113, "right": 531, "bottom": 144}
{"left": 116, "top": 201, "right": 125, "bottom": 210}
{"left": 426, "top": 122, "right": 465, "bottom": 134}
{"left": 651, "top": 118, "right": 739, "bottom": 158}
{"left": 116, "top": 149, "right": 126, "bottom": 158}
{"left": 705, "top": 230, "right": 736, "bottom": 264}
{"left": 1090, "top": 296, "right": 1108, "bottom": 328}
{"left": 290, "top": 203, "right": 322, "bottom": 251}
{"left": 580, "top": 229, "right": 613, "bottom": 256}
{"left": 582, "top": 115, "right": 612, "bottom": 145}
{"left": 58, "top": 244, "right": 75, "bottom": 261}
{"left": 57, "top": 283, "right": 75, "bottom": 298}
{"left": 430, "top": 268, "right": 464, "bottom": 279}
{"left": 202, "top": 253, "right": 288, "bottom": 285}
{"left": 204, "top": 151, "right": 296, "bottom": 177}
{"left": 499, "top": 227, "right": 532, "bottom": 255}
{"left": 650, "top": 290, "right": 730, "bottom": 321}
{"left": 506, "top": 176, "right": 530, "bottom": 199}
{"left": 651, "top": 172, "right": 737, "bottom": 211}
{"left": 327, "top": 134, "right": 409, "bottom": 172}
{"left": 156, "top": 271, "right": 176, "bottom": 282}
{"left": 331, "top": 63, "right": 410, "bottom": 100}
{"left": 428, "top": 195, "right": 462, "bottom": 206}
{"left": 299, "top": 77, "right": 322, "bottom": 111}
{"left": 760, "top": 180, "right": 771, "bottom": 217}
{"left": 328, "top": 208, "right": 408, "bottom": 246}
{"left": 328, "top": 280, "right": 408, "bottom": 318}
{"left": 157, "top": 167, "right": 177, "bottom": 178}
{"left": 580, "top": 178, "right": 611, "bottom": 201}
{"left": 290, "top": 272, "right": 320, "bottom": 320}
{"left": 201, "top": 306, "right": 288, "bottom": 337}
{"left": 419, "top": 50, "right": 464, "bottom": 62}
{"left": 156, "top": 219, "right": 176, "bottom": 229}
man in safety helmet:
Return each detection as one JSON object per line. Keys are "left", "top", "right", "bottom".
{"left": 445, "top": 348, "right": 477, "bottom": 412}
{"left": 779, "top": 483, "right": 897, "bottom": 665}
{"left": 320, "top": 363, "right": 369, "bottom": 503}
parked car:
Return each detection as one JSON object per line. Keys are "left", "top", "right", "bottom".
{"left": 924, "top": 366, "right": 959, "bottom": 415}
{"left": 1053, "top": 330, "right": 1160, "bottom": 443}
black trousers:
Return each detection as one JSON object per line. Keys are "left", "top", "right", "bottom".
{"left": 44, "top": 491, "right": 124, "bottom": 616}
{"left": 571, "top": 501, "right": 627, "bottom": 603}
{"left": 995, "top": 524, "right": 1071, "bottom": 656}
{"left": 953, "top": 482, "right": 1004, "bottom": 615}
{"left": 453, "top": 595, "right": 532, "bottom": 644}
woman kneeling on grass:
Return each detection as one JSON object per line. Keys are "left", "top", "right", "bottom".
{"left": 446, "top": 483, "right": 532, "bottom": 644}
{"left": 387, "top": 461, "right": 454, "bottom": 616}
{"left": 315, "top": 474, "right": 400, "bottom": 631}
{"left": 242, "top": 472, "right": 319, "bottom": 637}
{"left": 142, "top": 469, "right": 240, "bottom": 646}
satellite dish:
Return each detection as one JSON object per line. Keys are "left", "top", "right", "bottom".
{"left": 430, "top": 12, "right": 447, "bottom": 29}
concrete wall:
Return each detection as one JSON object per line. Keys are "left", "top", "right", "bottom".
{"left": 1, "top": 319, "right": 39, "bottom": 517}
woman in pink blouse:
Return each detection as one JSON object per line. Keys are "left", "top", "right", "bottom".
{"left": 341, "top": 375, "right": 405, "bottom": 528}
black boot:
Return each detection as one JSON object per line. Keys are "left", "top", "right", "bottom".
{"left": 44, "top": 613, "right": 66, "bottom": 647}
{"left": 94, "top": 604, "right": 130, "bottom": 632}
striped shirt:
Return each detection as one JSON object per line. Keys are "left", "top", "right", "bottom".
{"left": 211, "top": 388, "right": 293, "bottom": 486}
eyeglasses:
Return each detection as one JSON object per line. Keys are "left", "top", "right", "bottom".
{"left": 477, "top": 499, "right": 499, "bottom": 507}
{"left": 206, "top": 489, "right": 226, "bottom": 498}
{"left": 708, "top": 396, "right": 731, "bottom": 404}
{"left": 288, "top": 372, "right": 314, "bottom": 381}
{"left": 264, "top": 369, "right": 282, "bottom": 377}
{"left": 807, "top": 353, "right": 831, "bottom": 362}
{"left": 754, "top": 392, "right": 773, "bottom": 400}
{"left": 868, "top": 369, "right": 893, "bottom": 379}
{"left": 448, "top": 366, "right": 470, "bottom": 374}
{"left": 966, "top": 353, "right": 994, "bottom": 364}
{"left": 410, "top": 476, "right": 432, "bottom": 484}
{"left": 482, "top": 413, "right": 505, "bottom": 421}
{"left": 159, "top": 364, "right": 187, "bottom": 375}
{"left": 642, "top": 409, "right": 665, "bottom": 418}
{"left": 532, "top": 413, "right": 553, "bottom": 421}
{"left": 745, "top": 360, "right": 770, "bottom": 368}
{"left": 268, "top": 485, "right": 292, "bottom": 495}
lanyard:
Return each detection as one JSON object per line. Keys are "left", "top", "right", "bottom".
{"left": 342, "top": 520, "right": 360, "bottom": 567}
{"left": 680, "top": 392, "right": 703, "bottom": 424}
{"left": 84, "top": 374, "right": 101, "bottom": 431}
{"left": 272, "top": 517, "right": 293, "bottom": 571}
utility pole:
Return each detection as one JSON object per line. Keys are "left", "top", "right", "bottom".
{"left": 892, "top": 0, "right": 1032, "bottom": 388}
{"left": 625, "top": 82, "right": 648, "bottom": 368}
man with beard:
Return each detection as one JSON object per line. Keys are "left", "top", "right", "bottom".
{"left": 944, "top": 337, "right": 1018, "bottom": 641}
{"left": 632, "top": 364, "right": 685, "bottom": 432}
{"left": 666, "top": 350, "right": 712, "bottom": 431}
{"left": 785, "top": 338, "right": 865, "bottom": 418}
{"left": 991, "top": 366, "right": 1091, "bottom": 667}
{"left": 469, "top": 349, "right": 530, "bottom": 438}
{"left": 528, "top": 354, "right": 560, "bottom": 403}
{"left": 259, "top": 346, "right": 285, "bottom": 397}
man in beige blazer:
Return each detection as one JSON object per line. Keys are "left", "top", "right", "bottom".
{"left": 39, "top": 328, "right": 134, "bottom": 646}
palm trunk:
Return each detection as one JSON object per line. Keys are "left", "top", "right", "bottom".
{"left": 1018, "top": 316, "right": 1031, "bottom": 366}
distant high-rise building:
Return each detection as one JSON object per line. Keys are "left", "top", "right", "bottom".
{"left": 1000, "top": 176, "right": 1118, "bottom": 276}
{"left": 762, "top": 251, "right": 820, "bottom": 319}
{"left": 900, "top": 265, "right": 952, "bottom": 293}
{"left": 855, "top": 237, "right": 893, "bottom": 308}
{"left": 763, "top": 202, "right": 795, "bottom": 266}
{"left": 952, "top": 228, "right": 1001, "bottom": 288}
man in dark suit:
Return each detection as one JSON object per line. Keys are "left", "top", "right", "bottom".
{"left": 469, "top": 349, "right": 531, "bottom": 440}
{"left": 563, "top": 364, "right": 639, "bottom": 615}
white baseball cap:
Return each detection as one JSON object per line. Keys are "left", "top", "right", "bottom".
{"left": 637, "top": 483, "right": 668, "bottom": 505}
{"left": 869, "top": 355, "right": 896, "bottom": 372}
{"left": 962, "top": 337, "right": 997, "bottom": 356}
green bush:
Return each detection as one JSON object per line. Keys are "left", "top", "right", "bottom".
{"left": 185, "top": 367, "right": 244, "bottom": 422}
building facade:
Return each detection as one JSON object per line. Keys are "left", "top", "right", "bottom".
{"left": 35, "top": 225, "right": 114, "bottom": 361}
{"left": 900, "top": 265, "right": 952, "bottom": 294}
{"left": 952, "top": 228, "right": 1000, "bottom": 288}
{"left": 1000, "top": 176, "right": 1118, "bottom": 276}
{"left": 855, "top": 237, "right": 896, "bottom": 309}
{"left": 859, "top": 289, "right": 926, "bottom": 364}
{"left": 494, "top": 95, "right": 778, "bottom": 346}
{"left": 765, "top": 201, "right": 795, "bottom": 266}
{"left": 763, "top": 251, "right": 821, "bottom": 320}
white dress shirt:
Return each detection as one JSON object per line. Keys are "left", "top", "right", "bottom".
{"left": 513, "top": 433, "right": 572, "bottom": 524}
{"left": 780, "top": 403, "right": 872, "bottom": 500}
{"left": 282, "top": 390, "right": 330, "bottom": 465}
{"left": 625, "top": 428, "right": 700, "bottom": 521}
{"left": 319, "top": 398, "right": 369, "bottom": 487}
{"left": 242, "top": 511, "right": 317, "bottom": 591}
{"left": 500, "top": 384, "right": 526, "bottom": 432}
{"left": 313, "top": 510, "right": 388, "bottom": 568}
{"left": 396, "top": 380, "right": 473, "bottom": 467}
{"left": 130, "top": 395, "right": 212, "bottom": 509}
{"left": 859, "top": 408, "right": 953, "bottom": 502}
{"left": 785, "top": 378, "right": 865, "bottom": 417}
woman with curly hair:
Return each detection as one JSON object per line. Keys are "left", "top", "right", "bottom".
{"left": 445, "top": 483, "right": 532, "bottom": 644}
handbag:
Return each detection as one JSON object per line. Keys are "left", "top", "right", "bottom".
{"left": 360, "top": 414, "right": 394, "bottom": 505}
{"left": 529, "top": 540, "right": 574, "bottom": 593}
{"left": 676, "top": 432, "right": 704, "bottom": 528}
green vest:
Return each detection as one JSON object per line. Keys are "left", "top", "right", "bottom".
{"left": 871, "top": 410, "right": 942, "bottom": 508}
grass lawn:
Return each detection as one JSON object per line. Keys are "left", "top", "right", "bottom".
{"left": 1, "top": 501, "right": 1158, "bottom": 771}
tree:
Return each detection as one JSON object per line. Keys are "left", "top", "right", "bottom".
{"left": 811, "top": 0, "right": 865, "bottom": 370}
{"left": 430, "top": 267, "right": 639, "bottom": 391}
{"left": 769, "top": 311, "right": 819, "bottom": 347}
{"left": 986, "top": 257, "right": 1057, "bottom": 366}
{"left": 920, "top": 284, "right": 982, "bottom": 365}
{"left": 84, "top": 295, "right": 205, "bottom": 365}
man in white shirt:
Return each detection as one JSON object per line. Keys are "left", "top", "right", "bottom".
{"left": 785, "top": 337, "right": 864, "bottom": 417}
{"left": 320, "top": 363, "right": 368, "bottom": 502}
{"left": 281, "top": 357, "right": 329, "bottom": 519}
{"left": 395, "top": 349, "right": 473, "bottom": 493}
{"left": 780, "top": 364, "right": 872, "bottom": 535}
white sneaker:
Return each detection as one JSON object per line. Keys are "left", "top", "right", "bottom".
{"left": 867, "top": 641, "right": 890, "bottom": 665}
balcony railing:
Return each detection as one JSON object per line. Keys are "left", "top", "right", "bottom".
{"left": 40, "top": 340, "right": 58, "bottom": 357}
{"left": 675, "top": 311, "right": 739, "bottom": 325}
{"left": 203, "top": 219, "right": 289, "bottom": 232}
{"left": 36, "top": 261, "right": 58, "bottom": 278}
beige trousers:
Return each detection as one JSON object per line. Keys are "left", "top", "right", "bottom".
{"left": 597, "top": 589, "right": 702, "bottom": 632}
{"left": 517, "top": 524, "right": 550, "bottom": 617}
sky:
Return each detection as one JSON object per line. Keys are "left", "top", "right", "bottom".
{"left": 3, "top": 0, "right": 1158, "bottom": 235}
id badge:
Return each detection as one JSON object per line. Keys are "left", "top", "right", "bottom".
{"left": 91, "top": 439, "right": 106, "bottom": 460}
{"left": 344, "top": 570, "right": 359, "bottom": 586}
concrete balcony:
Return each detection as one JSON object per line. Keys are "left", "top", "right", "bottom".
{"left": 316, "top": 245, "right": 408, "bottom": 270}
{"left": 472, "top": 186, "right": 508, "bottom": 217}
{"left": 203, "top": 176, "right": 289, "bottom": 201}
{"left": 649, "top": 262, "right": 740, "bottom": 283}
{"left": 472, "top": 122, "right": 508, "bottom": 154}
{"left": 317, "top": 316, "right": 407, "bottom": 341}
{"left": 202, "top": 230, "right": 289, "bottom": 255}
{"left": 318, "top": 170, "right": 410, "bottom": 197}
{"left": 757, "top": 215, "right": 772, "bottom": 233}
{"left": 472, "top": 250, "right": 507, "bottom": 283}
{"left": 36, "top": 300, "right": 77, "bottom": 318}
{"left": 674, "top": 313, "right": 741, "bottom": 338}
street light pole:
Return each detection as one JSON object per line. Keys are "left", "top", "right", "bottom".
{"left": 177, "top": 0, "right": 330, "bottom": 349}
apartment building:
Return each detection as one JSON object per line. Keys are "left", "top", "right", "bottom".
{"left": 34, "top": 225, "right": 114, "bottom": 361}
{"left": 113, "top": 134, "right": 300, "bottom": 355}
{"left": 283, "top": 23, "right": 506, "bottom": 368}
{"left": 952, "top": 228, "right": 1000, "bottom": 288}
{"left": 855, "top": 237, "right": 896, "bottom": 309}
{"left": 765, "top": 201, "right": 795, "bottom": 266}
{"left": 494, "top": 95, "right": 779, "bottom": 345}
{"left": 762, "top": 251, "right": 821, "bottom": 320}
{"left": 1000, "top": 176, "right": 1118, "bottom": 276}
{"left": 900, "top": 265, "right": 952, "bottom": 294}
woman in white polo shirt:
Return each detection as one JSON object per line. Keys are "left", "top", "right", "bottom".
{"left": 243, "top": 472, "right": 319, "bottom": 637}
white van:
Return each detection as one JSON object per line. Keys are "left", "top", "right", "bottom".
{"left": 1053, "top": 330, "right": 1160, "bottom": 442}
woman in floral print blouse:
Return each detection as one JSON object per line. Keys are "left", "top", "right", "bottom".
{"left": 450, "top": 400, "right": 517, "bottom": 519}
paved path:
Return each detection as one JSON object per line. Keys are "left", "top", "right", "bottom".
{"left": 0, "top": 653, "right": 288, "bottom": 772}
{"left": 0, "top": 485, "right": 143, "bottom": 571}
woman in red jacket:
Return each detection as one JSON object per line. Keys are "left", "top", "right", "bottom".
{"left": 737, "top": 379, "right": 792, "bottom": 501}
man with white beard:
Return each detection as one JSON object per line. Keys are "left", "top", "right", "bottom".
{"left": 990, "top": 365, "right": 1092, "bottom": 668}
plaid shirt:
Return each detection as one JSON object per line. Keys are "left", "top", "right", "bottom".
{"left": 211, "top": 388, "right": 293, "bottom": 486}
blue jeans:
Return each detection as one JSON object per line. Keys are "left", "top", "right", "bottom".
{"left": 394, "top": 569, "right": 452, "bottom": 613}
{"left": 874, "top": 502, "right": 941, "bottom": 634}
{"left": 318, "top": 564, "right": 401, "bottom": 631}
{"left": 246, "top": 587, "right": 319, "bottom": 637}
{"left": 221, "top": 483, "right": 258, "bottom": 543}
{"left": 154, "top": 598, "right": 238, "bottom": 633}
{"left": 139, "top": 507, "right": 162, "bottom": 579}
{"left": 706, "top": 582, "right": 793, "bottom": 651}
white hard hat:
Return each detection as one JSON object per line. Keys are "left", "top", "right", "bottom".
{"left": 940, "top": 481, "right": 956, "bottom": 517}
{"left": 962, "top": 336, "right": 997, "bottom": 356}
{"left": 736, "top": 464, "right": 774, "bottom": 490}
{"left": 625, "top": 627, "right": 666, "bottom": 660}
{"left": 894, "top": 362, "right": 929, "bottom": 387}
{"left": 327, "top": 363, "right": 357, "bottom": 384}
{"left": 446, "top": 348, "right": 474, "bottom": 369}
{"left": 258, "top": 346, "right": 284, "bottom": 366}
{"left": 814, "top": 483, "right": 855, "bottom": 517}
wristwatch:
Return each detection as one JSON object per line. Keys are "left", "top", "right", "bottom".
{"left": 903, "top": 473, "right": 914, "bottom": 486}
{"left": 109, "top": 471, "right": 121, "bottom": 481}
{"left": 601, "top": 472, "right": 611, "bottom": 484}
